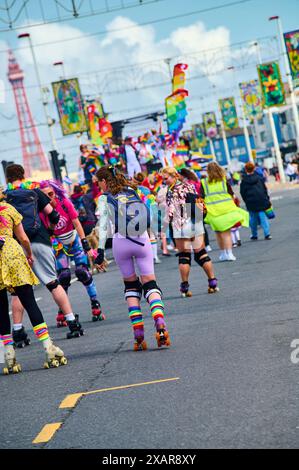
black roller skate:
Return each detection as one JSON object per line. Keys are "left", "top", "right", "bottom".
{"left": 180, "top": 281, "right": 192, "bottom": 298}
{"left": 133, "top": 328, "right": 147, "bottom": 351}
{"left": 91, "top": 300, "right": 106, "bottom": 322}
{"left": 66, "top": 314, "right": 84, "bottom": 339}
{"left": 208, "top": 278, "right": 219, "bottom": 294}
{"left": 56, "top": 309, "right": 67, "bottom": 328}
{"left": 155, "top": 320, "right": 170, "bottom": 348}
{"left": 13, "top": 327, "right": 31, "bottom": 348}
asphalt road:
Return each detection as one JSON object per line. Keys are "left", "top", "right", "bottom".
{"left": 1, "top": 187, "right": 299, "bottom": 449}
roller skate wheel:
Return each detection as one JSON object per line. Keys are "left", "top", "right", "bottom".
{"left": 99, "top": 313, "right": 106, "bottom": 321}
{"left": 92, "top": 316, "right": 98, "bottom": 322}
{"left": 181, "top": 292, "right": 186, "bottom": 298}
{"left": 186, "top": 291, "right": 192, "bottom": 297}
{"left": 43, "top": 362, "right": 50, "bottom": 369}
{"left": 24, "top": 338, "right": 31, "bottom": 346}
{"left": 141, "top": 340, "right": 147, "bottom": 350}
{"left": 12, "top": 365, "right": 21, "bottom": 374}
{"left": 16, "top": 342, "right": 25, "bottom": 349}
{"left": 3, "top": 367, "right": 9, "bottom": 375}
{"left": 59, "top": 356, "right": 68, "bottom": 366}
{"left": 50, "top": 359, "right": 60, "bottom": 368}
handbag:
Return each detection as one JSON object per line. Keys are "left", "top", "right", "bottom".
{"left": 265, "top": 205, "right": 275, "bottom": 219}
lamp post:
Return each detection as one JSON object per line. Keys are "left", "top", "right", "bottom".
{"left": 269, "top": 15, "right": 299, "bottom": 150}
{"left": 18, "top": 33, "right": 57, "bottom": 153}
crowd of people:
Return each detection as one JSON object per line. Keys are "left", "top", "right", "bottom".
{"left": 0, "top": 137, "right": 278, "bottom": 374}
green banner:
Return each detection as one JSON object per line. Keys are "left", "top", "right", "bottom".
{"left": 257, "top": 62, "right": 285, "bottom": 108}
{"left": 219, "top": 97, "right": 239, "bottom": 130}
{"left": 284, "top": 30, "right": 299, "bottom": 88}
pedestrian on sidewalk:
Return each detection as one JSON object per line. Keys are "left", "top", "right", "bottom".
{"left": 240, "top": 162, "right": 272, "bottom": 241}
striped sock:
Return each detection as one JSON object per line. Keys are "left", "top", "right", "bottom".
{"left": 1, "top": 334, "right": 13, "bottom": 346}
{"left": 33, "top": 322, "right": 49, "bottom": 342}
{"left": 128, "top": 306, "right": 144, "bottom": 331}
{"left": 150, "top": 239, "right": 158, "bottom": 259}
{"left": 149, "top": 299, "right": 165, "bottom": 323}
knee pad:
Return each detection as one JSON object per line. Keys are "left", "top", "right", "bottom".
{"left": 46, "top": 279, "right": 60, "bottom": 292}
{"left": 176, "top": 252, "right": 192, "bottom": 265}
{"left": 124, "top": 279, "right": 143, "bottom": 300}
{"left": 194, "top": 249, "right": 211, "bottom": 267}
{"left": 75, "top": 265, "right": 92, "bottom": 286}
{"left": 57, "top": 268, "right": 71, "bottom": 290}
{"left": 143, "top": 280, "right": 162, "bottom": 301}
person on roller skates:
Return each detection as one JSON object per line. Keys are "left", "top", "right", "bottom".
{"left": 0, "top": 202, "right": 67, "bottom": 374}
{"left": 39, "top": 180, "right": 105, "bottom": 324}
{"left": 95, "top": 166, "right": 170, "bottom": 350}
{"left": 161, "top": 167, "right": 219, "bottom": 296}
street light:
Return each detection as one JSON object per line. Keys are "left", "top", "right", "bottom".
{"left": 18, "top": 32, "right": 58, "bottom": 176}
{"left": 268, "top": 15, "right": 299, "bottom": 150}
{"left": 53, "top": 61, "right": 66, "bottom": 80}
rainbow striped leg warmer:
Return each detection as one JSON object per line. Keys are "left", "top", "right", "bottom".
{"left": 1, "top": 334, "right": 13, "bottom": 346}
{"left": 33, "top": 323, "right": 49, "bottom": 342}
{"left": 128, "top": 306, "right": 144, "bottom": 334}
{"left": 149, "top": 299, "right": 165, "bottom": 328}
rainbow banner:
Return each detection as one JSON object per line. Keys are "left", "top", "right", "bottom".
{"left": 192, "top": 123, "right": 207, "bottom": 148}
{"left": 239, "top": 80, "right": 263, "bottom": 122}
{"left": 257, "top": 62, "right": 285, "bottom": 108}
{"left": 98, "top": 118, "right": 113, "bottom": 143}
{"left": 219, "top": 97, "right": 239, "bottom": 130}
{"left": 165, "top": 89, "right": 188, "bottom": 134}
{"left": 172, "top": 63, "right": 188, "bottom": 93}
{"left": 52, "top": 78, "right": 88, "bottom": 136}
{"left": 203, "top": 112, "right": 217, "bottom": 139}
{"left": 284, "top": 30, "right": 299, "bottom": 88}
{"left": 173, "top": 144, "right": 188, "bottom": 170}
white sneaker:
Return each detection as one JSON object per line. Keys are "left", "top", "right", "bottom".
{"left": 166, "top": 244, "right": 175, "bottom": 251}
{"left": 154, "top": 257, "right": 161, "bottom": 264}
{"left": 206, "top": 245, "right": 212, "bottom": 252}
{"left": 219, "top": 252, "right": 226, "bottom": 261}
{"left": 226, "top": 251, "right": 236, "bottom": 261}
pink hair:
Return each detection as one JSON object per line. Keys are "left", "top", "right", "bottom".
{"left": 40, "top": 180, "right": 67, "bottom": 201}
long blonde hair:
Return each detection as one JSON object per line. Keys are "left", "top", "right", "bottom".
{"left": 161, "top": 166, "right": 180, "bottom": 182}
{"left": 207, "top": 162, "right": 226, "bottom": 183}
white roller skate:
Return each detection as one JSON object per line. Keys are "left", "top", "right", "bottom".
{"left": 3, "top": 345, "right": 22, "bottom": 375}
{"left": 44, "top": 339, "right": 68, "bottom": 369}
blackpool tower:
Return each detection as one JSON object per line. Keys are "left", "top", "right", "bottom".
{"left": 7, "top": 49, "right": 50, "bottom": 176}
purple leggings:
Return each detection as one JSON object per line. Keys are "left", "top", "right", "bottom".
{"left": 112, "top": 233, "right": 154, "bottom": 279}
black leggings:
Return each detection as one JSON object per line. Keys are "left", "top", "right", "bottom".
{"left": 0, "top": 285, "right": 44, "bottom": 336}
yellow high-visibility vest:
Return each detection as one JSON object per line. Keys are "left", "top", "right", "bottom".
{"left": 201, "top": 178, "right": 237, "bottom": 217}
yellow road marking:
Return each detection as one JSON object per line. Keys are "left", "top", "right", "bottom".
{"left": 59, "top": 377, "right": 180, "bottom": 409}
{"left": 32, "top": 422, "right": 62, "bottom": 444}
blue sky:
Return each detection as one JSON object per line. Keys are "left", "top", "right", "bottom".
{"left": 0, "top": 0, "right": 298, "bottom": 179}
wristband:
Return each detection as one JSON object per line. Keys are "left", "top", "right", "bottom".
{"left": 81, "top": 238, "right": 91, "bottom": 253}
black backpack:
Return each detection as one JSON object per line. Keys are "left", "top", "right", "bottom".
{"left": 6, "top": 189, "right": 41, "bottom": 238}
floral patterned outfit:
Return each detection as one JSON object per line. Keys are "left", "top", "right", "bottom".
{"left": 0, "top": 203, "right": 38, "bottom": 291}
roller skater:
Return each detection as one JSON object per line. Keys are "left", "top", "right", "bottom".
{"left": 12, "top": 326, "right": 31, "bottom": 348}
{"left": 5, "top": 164, "right": 80, "bottom": 341}
{"left": 0, "top": 200, "right": 67, "bottom": 374}
{"left": 180, "top": 281, "right": 192, "bottom": 298}
{"left": 39, "top": 180, "right": 104, "bottom": 326}
{"left": 95, "top": 166, "right": 171, "bottom": 350}
{"left": 162, "top": 167, "right": 219, "bottom": 297}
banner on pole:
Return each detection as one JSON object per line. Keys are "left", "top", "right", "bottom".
{"left": 192, "top": 123, "right": 207, "bottom": 148}
{"left": 239, "top": 80, "right": 263, "bottom": 122}
{"left": 52, "top": 78, "right": 88, "bottom": 135}
{"left": 257, "top": 62, "right": 285, "bottom": 108}
{"left": 219, "top": 97, "right": 239, "bottom": 130}
{"left": 284, "top": 29, "right": 299, "bottom": 88}
{"left": 203, "top": 112, "right": 217, "bottom": 139}
{"left": 165, "top": 89, "right": 188, "bottom": 134}
{"left": 172, "top": 63, "right": 188, "bottom": 93}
